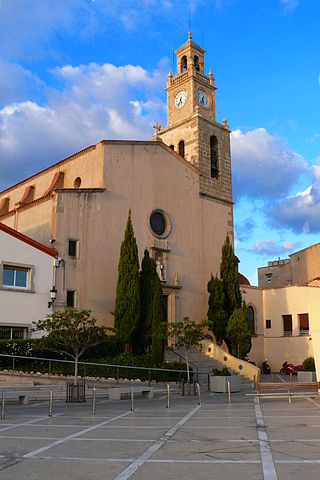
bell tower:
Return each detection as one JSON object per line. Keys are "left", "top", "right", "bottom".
{"left": 158, "top": 32, "right": 233, "bottom": 206}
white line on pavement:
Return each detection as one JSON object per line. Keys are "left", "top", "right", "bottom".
{"left": 0, "top": 415, "right": 59, "bottom": 433}
{"left": 113, "top": 404, "right": 201, "bottom": 480}
{"left": 254, "top": 401, "right": 278, "bottom": 480}
{"left": 23, "top": 410, "right": 132, "bottom": 459}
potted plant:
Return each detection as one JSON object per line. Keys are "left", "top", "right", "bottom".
{"left": 209, "top": 366, "right": 241, "bottom": 393}
{"left": 297, "top": 357, "right": 316, "bottom": 382}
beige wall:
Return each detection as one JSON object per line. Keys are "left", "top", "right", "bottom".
{"left": 49, "top": 141, "right": 232, "bottom": 326}
{"left": 0, "top": 143, "right": 103, "bottom": 217}
{"left": 242, "top": 286, "right": 265, "bottom": 367}
{"left": 290, "top": 243, "right": 320, "bottom": 285}
{"left": 0, "top": 229, "right": 54, "bottom": 336}
{"left": 245, "top": 284, "right": 320, "bottom": 371}
{"left": 258, "top": 260, "right": 291, "bottom": 288}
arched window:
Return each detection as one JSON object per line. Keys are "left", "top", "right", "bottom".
{"left": 178, "top": 140, "right": 185, "bottom": 158}
{"left": 210, "top": 136, "right": 219, "bottom": 178}
{"left": 181, "top": 55, "right": 187, "bottom": 72}
{"left": 194, "top": 55, "right": 200, "bottom": 71}
{"left": 247, "top": 306, "right": 255, "bottom": 335}
{"left": 169, "top": 144, "right": 174, "bottom": 151}
{"left": 74, "top": 177, "right": 81, "bottom": 188}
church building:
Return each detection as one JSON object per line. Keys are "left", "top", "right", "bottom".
{"left": 0, "top": 33, "right": 233, "bottom": 333}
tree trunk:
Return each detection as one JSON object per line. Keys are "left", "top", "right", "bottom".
{"left": 186, "top": 350, "right": 190, "bottom": 384}
{"left": 74, "top": 355, "right": 79, "bottom": 386}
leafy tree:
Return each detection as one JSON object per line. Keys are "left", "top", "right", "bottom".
{"left": 33, "top": 308, "right": 109, "bottom": 384}
{"left": 207, "top": 274, "right": 229, "bottom": 344}
{"left": 226, "top": 308, "right": 251, "bottom": 359}
{"left": 114, "top": 210, "right": 141, "bottom": 351}
{"left": 167, "top": 317, "right": 209, "bottom": 383}
{"left": 220, "top": 234, "right": 242, "bottom": 319}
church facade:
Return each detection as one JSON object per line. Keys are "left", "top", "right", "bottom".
{"left": 0, "top": 34, "right": 233, "bottom": 332}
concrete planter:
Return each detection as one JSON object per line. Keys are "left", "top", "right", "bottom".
{"left": 209, "top": 375, "right": 241, "bottom": 393}
{"left": 297, "top": 371, "right": 316, "bottom": 382}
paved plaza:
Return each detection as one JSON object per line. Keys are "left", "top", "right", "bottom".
{"left": 0, "top": 390, "right": 320, "bottom": 479}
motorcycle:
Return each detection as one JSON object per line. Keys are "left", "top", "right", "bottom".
{"left": 280, "top": 361, "right": 302, "bottom": 375}
{"left": 261, "top": 359, "right": 271, "bottom": 374}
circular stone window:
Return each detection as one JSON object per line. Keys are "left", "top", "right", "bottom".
{"left": 149, "top": 210, "right": 171, "bottom": 238}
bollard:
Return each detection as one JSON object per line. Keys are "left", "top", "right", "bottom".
{"left": 130, "top": 385, "right": 134, "bottom": 412}
{"left": 92, "top": 386, "right": 96, "bottom": 415}
{"left": 1, "top": 389, "right": 6, "bottom": 420}
{"left": 290, "top": 372, "right": 292, "bottom": 384}
{"left": 48, "top": 388, "right": 53, "bottom": 417}
{"left": 196, "top": 382, "right": 202, "bottom": 406}
{"left": 227, "top": 381, "right": 231, "bottom": 404}
{"left": 167, "top": 384, "right": 170, "bottom": 409}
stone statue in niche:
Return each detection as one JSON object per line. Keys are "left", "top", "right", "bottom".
{"left": 156, "top": 259, "right": 165, "bottom": 281}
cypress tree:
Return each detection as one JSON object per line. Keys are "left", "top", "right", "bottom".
{"left": 151, "top": 272, "right": 165, "bottom": 366}
{"left": 207, "top": 274, "right": 229, "bottom": 345}
{"left": 114, "top": 210, "right": 140, "bottom": 351}
{"left": 220, "top": 234, "right": 242, "bottom": 318}
{"left": 137, "top": 249, "right": 155, "bottom": 352}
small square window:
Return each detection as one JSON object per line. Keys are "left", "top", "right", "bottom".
{"left": 266, "top": 319, "right": 271, "bottom": 329}
{"left": 68, "top": 240, "right": 78, "bottom": 257}
{"left": 67, "top": 290, "right": 76, "bottom": 307}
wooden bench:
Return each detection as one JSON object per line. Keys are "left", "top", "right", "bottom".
{"left": 247, "top": 382, "right": 320, "bottom": 403}
{"left": 109, "top": 386, "right": 153, "bottom": 400}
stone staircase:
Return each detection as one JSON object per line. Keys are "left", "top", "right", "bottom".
{"left": 165, "top": 347, "right": 252, "bottom": 387}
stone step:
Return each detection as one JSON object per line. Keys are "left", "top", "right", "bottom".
{"left": 165, "top": 348, "right": 250, "bottom": 384}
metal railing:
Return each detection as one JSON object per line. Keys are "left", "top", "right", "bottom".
{"left": 0, "top": 353, "right": 210, "bottom": 388}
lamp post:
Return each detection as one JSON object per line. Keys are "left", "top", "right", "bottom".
{"left": 48, "top": 286, "right": 57, "bottom": 308}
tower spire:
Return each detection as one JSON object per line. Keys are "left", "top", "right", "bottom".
{"left": 188, "top": 13, "right": 192, "bottom": 40}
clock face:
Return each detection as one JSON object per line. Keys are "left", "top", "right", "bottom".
{"left": 197, "top": 89, "right": 209, "bottom": 107}
{"left": 174, "top": 91, "right": 187, "bottom": 108}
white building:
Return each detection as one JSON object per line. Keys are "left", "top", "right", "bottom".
{"left": 0, "top": 222, "right": 57, "bottom": 339}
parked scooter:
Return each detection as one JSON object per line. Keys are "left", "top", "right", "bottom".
{"left": 280, "top": 361, "right": 302, "bottom": 375}
{"left": 261, "top": 359, "right": 271, "bottom": 374}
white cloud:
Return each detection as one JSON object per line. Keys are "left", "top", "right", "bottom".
{"left": 250, "top": 239, "right": 300, "bottom": 256}
{"left": 280, "top": 0, "right": 299, "bottom": 11}
{"left": 0, "top": 60, "right": 168, "bottom": 190}
{"left": 269, "top": 157, "right": 320, "bottom": 233}
{"left": 231, "top": 128, "right": 306, "bottom": 200}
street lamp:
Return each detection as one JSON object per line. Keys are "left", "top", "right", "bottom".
{"left": 48, "top": 286, "right": 57, "bottom": 308}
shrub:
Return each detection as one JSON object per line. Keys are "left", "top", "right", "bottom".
{"left": 211, "top": 366, "right": 231, "bottom": 376}
{"left": 302, "top": 357, "right": 315, "bottom": 372}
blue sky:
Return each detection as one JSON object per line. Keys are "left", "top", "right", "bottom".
{"left": 0, "top": 0, "right": 319, "bottom": 284}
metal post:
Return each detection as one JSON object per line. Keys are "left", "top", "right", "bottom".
{"left": 196, "top": 382, "right": 202, "bottom": 406}
{"left": 1, "top": 390, "right": 6, "bottom": 420}
{"left": 290, "top": 372, "right": 292, "bottom": 384}
{"left": 116, "top": 367, "right": 119, "bottom": 385}
{"left": 182, "top": 378, "right": 185, "bottom": 396}
{"left": 130, "top": 385, "right": 134, "bottom": 412}
{"left": 227, "top": 381, "right": 231, "bottom": 404}
{"left": 148, "top": 369, "right": 151, "bottom": 387}
{"left": 92, "top": 386, "right": 96, "bottom": 414}
{"left": 167, "top": 384, "right": 170, "bottom": 409}
{"left": 207, "top": 373, "right": 210, "bottom": 392}
{"left": 49, "top": 360, "right": 51, "bottom": 379}
{"left": 12, "top": 356, "right": 15, "bottom": 375}
{"left": 48, "top": 388, "right": 53, "bottom": 417}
